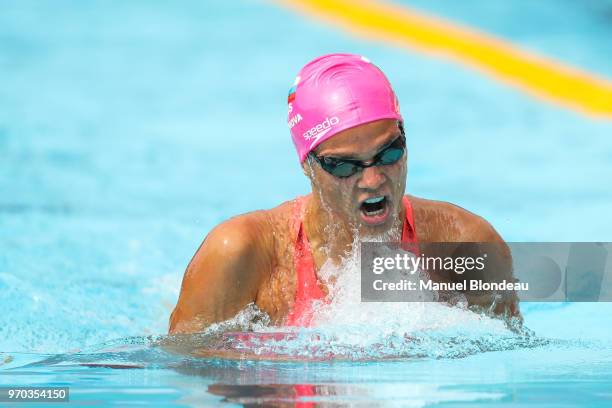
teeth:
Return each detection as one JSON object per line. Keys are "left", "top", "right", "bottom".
{"left": 364, "top": 196, "right": 385, "bottom": 204}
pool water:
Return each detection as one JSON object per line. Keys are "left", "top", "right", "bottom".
{"left": 1, "top": 0, "right": 612, "bottom": 406}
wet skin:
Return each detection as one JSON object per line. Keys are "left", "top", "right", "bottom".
{"left": 169, "top": 120, "right": 519, "bottom": 334}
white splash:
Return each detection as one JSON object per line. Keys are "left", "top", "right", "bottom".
{"left": 201, "top": 239, "right": 543, "bottom": 360}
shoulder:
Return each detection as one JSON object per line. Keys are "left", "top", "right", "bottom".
{"left": 201, "top": 212, "right": 267, "bottom": 258}
{"left": 407, "top": 195, "right": 502, "bottom": 242}
{"left": 169, "top": 198, "right": 305, "bottom": 333}
{"left": 192, "top": 197, "right": 300, "bottom": 268}
{"left": 183, "top": 212, "right": 268, "bottom": 291}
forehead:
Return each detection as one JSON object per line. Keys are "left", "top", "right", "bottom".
{"left": 315, "top": 119, "right": 401, "bottom": 159}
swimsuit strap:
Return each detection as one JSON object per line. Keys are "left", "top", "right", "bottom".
{"left": 285, "top": 195, "right": 325, "bottom": 326}
{"left": 401, "top": 195, "right": 419, "bottom": 252}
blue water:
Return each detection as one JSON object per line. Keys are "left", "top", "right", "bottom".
{"left": 1, "top": 0, "right": 612, "bottom": 406}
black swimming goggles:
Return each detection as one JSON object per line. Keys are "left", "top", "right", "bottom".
{"left": 308, "top": 134, "right": 406, "bottom": 178}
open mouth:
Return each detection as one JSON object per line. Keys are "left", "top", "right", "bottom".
{"left": 359, "top": 195, "right": 390, "bottom": 225}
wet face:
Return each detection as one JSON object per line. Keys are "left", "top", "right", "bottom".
{"left": 303, "top": 119, "right": 407, "bottom": 238}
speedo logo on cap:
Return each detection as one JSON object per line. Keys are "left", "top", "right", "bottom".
{"left": 303, "top": 116, "right": 339, "bottom": 142}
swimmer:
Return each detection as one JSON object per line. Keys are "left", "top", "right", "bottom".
{"left": 169, "top": 53, "right": 519, "bottom": 334}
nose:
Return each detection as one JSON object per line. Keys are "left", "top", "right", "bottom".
{"left": 357, "top": 165, "right": 385, "bottom": 190}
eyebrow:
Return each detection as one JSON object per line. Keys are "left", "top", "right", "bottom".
{"left": 319, "top": 132, "right": 402, "bottom": 160}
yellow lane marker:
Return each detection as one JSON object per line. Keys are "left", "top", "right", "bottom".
{"left": 280, "top": 0, "right": 612, "bottom": 118}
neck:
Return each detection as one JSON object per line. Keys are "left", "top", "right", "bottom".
{"left": 303, "top": 192, "right": 406, "bottom": 266}
{"left": 303, "top": 193, "right": 354, "bottom": 265}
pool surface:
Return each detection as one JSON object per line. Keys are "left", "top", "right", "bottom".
{"left": 1, "top": 0, "right": 612, "bottom": 406}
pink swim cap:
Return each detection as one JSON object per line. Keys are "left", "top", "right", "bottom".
{"left": 287, "top": 53, "right": 402, "bottom": 162}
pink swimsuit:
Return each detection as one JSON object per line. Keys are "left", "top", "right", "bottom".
{"left": 285, "top": 194, "right": 418, "bottom": 326}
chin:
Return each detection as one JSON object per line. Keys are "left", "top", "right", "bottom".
{"left": 357, "top": 213, "right": 402, "bottom": 241}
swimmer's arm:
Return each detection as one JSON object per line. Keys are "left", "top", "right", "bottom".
{"left": 458, "top": 214, "right": 521, "bottom": 318}
{"left": 168, "top": 215, "right": 271, "bottom": 334}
